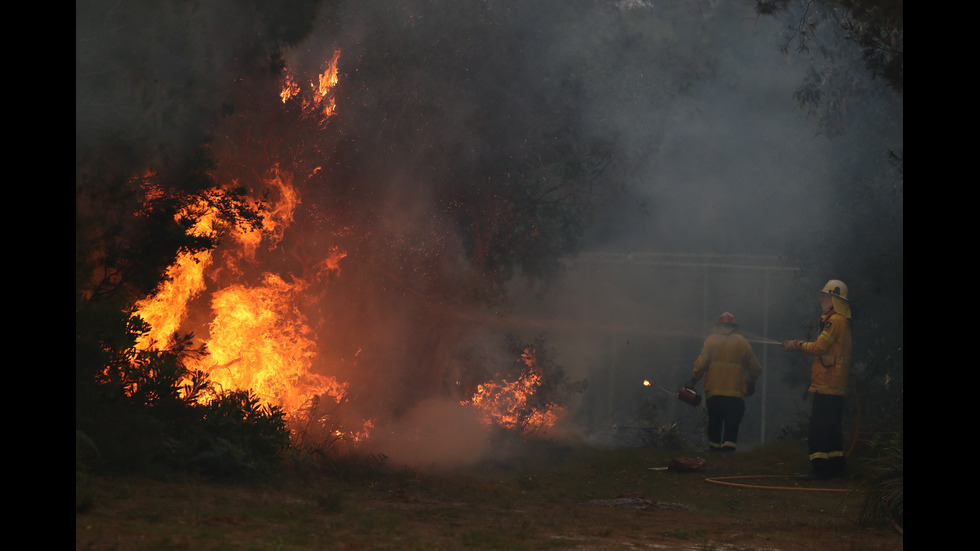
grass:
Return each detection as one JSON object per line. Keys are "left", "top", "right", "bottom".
{"left": 76, "top": 438, "right": 903, "bottom": 551}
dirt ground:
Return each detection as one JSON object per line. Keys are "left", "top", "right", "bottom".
{"left": 76, "top": 442, "right": 903, "bottom": 551}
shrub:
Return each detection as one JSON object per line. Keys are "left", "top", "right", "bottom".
{"left": 858, "top": 430, "right": 903, "bottom": 530}
{"left": 76, "top": 296, "right": 292, "bottom": 480}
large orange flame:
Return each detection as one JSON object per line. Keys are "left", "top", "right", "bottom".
{"left": 133, "top": 166, "right": 353, "bottom": 419}
{"left": 232, "top": 166, "right": 301, "bottom": 264}
{"left": 128, "top": 52, "right": 375, "bottom": 447}
{"left": 192, "top": 272, "right": 348, "bottom": 415}
{"left": 133, "top": 188, "right": 224, "bottom": 351}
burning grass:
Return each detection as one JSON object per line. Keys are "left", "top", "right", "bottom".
{"left": 76, "top": 439, "right": 903, "bottom": 551}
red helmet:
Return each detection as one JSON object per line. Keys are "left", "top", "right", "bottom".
{"left": 717, "top": 312, "right": 736, "bottom": 324}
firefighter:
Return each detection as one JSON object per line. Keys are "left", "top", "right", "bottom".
{"left": 685, "top": 312, "right": 762, "bottom": 452}
{"left": 783, "top": 279, "right": 852, "bottom": 480}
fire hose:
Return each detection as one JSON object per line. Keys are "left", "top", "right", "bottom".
{"left": 702, "top": 380, "right": 863, "bottom": 494}
{"left": 648, "top": 344, "right": 886, "bottom": 525}
{"left": 642, "top": 382, "right": 891, "bottom": 531}
{"left": 703, "top": 474, "right": 849, "bottom": 492}
{"left": 644, "top": 338, "right": 864, "bottom": 476}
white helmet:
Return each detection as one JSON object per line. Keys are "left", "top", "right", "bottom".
{"left": 820, "top": 279, "right": 851, "bottom": 319}
{"left": 821, "top": 279, "right": 848, "bottom": 301}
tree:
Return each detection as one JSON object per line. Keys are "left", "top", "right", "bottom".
{"left": 76, "top": 0, "right": 325, "bottom": 477}
{"left": 76, "top": 0, "right": 326, "bottom": 304}
{"left": 271, "top": 0, "right": 720, "bottom": 412}
{"left": 311, "top": 0, "right": 719, "bottom": 293}
{"left": 753, "top": 0, "right": 902, "bottom": 137}
{"left": 755, "top": 0, "right": 903, "bottom": 91}
{"left": 754, "top": 0, "right": 903, "bottom": 432}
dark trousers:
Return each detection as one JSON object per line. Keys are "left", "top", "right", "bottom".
{"left": 705, "top": 395, "right": 745, "bottom": 451}
{"left": 809, "top": 393, "right": 846, "bottom": 478}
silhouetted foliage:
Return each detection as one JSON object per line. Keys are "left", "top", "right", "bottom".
{"left": 76, "top": 295, "right": 291, "bottom": 480}
{"left": 756, "top": 0, "right": 902, "bottom": 434}
{"left": 755, "top": 0, "right": 902, "bottom": 91}
{"left": 754, "top": 0, "right": 902, "bottom": 138}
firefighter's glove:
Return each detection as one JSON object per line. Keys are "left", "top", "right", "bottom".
{"left": 782, "top": 340, "right": 802, "bottom": 352}
{"left": 745, "top": 381, "right": 756, "bottom": 397}
{"left": 685, "top": 378, "right": 697, "bottom": 390}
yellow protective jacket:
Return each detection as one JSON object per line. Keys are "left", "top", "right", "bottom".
{"left": 799, "top": 310, "right": 851, "bottom": 396}
{"left": 691, "top": 325, "right": 762, "bottom": 398}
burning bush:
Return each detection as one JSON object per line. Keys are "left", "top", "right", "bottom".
{"left": 462, "top": 334, "right": 587, "bottom": 438}
{"left": 76, "top": 297, "right": 292, "bottom": 480}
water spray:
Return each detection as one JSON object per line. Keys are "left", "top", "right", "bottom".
{"left": 747, "top": 338, "right": 784, "bottom": 346}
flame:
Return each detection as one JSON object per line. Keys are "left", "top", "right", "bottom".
{"left": 308, "top": 48, "right": 341, "bottom": 119}
{"left": 232, "top": 166, "right": 301, "bottom": 263}
{"left": 336, "top": 418, "right": 374, "bottom": 444}
{"left": 281, "top": 48, "right": 342, "bottom": 122}
{"left": 133, "top": 248, "right": 211, "bottom": 351}
{"left": 280, "top": 72, "right": 300, "bottom": 103}
{"left": 127, "top": 48, "right": 565, "bottom": 450}
{"left": 190, "top": 272, "right": 348, "bottom": 415}
{"left": 643, "top": 379, "right": 651, "bottom": 386}
{"left": 133, "top": 187, "right": 226, "bottom": 350}
{"left": 133, "top": 169, "right": 351, "bottom": 420}
{"left": 463, "top": 347, "right": 563, "bottom": 434}
{"left": 131, "top": 52, "right": 361, "bottom": 436}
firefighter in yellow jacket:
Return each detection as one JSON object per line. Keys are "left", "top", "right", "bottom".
{"left": 685, "top": 312, "right": 762, "bottom": 452}
{"left": 783, "top": 279, "right": 852, "bottom": 480}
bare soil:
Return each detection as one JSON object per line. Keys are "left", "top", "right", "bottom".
{"left": 76, "top": 440, "right": 903, "bottom": 551}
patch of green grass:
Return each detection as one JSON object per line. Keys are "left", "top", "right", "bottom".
{"left": 856, "top": 431, "right": 903, "bottom": 530}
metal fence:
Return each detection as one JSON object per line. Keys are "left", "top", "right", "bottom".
{"left": 506, "top": 252, "right": 807, "bottom": 448}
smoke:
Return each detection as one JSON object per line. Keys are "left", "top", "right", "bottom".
{"left": 78, "top": 0, "right": 902, "bottom": 462}
{"left": 75, "top": 0, "right": 280, "bottom": 173}
{"left": 362, "top": 398, "right": 493, "bottom": 469}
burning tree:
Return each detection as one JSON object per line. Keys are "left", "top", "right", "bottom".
{"left": 76, "top": 0, "right": 328, "bottom": 477}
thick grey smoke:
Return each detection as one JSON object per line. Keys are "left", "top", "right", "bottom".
{"left": 493, "top": 2, "right": 902, "bottom": 449}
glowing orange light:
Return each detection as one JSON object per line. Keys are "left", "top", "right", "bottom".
{"left": 463, "top": 347, "right": 563, "bottom": 434}
{"left": 279, "top": 49, "right": 341, "bottom": 122}
{"left": 301, "top": 48, "right": 342, "bottom": 122}
{"left": 133, "top": 189, "right": 224, "bottom": 351}
{"left": 192, "top": 272, "right": 349, "bottom": 416}
{"left": 280, "top": 72, "right": 300, "bottom": 103}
